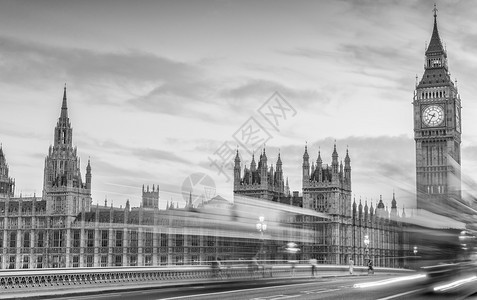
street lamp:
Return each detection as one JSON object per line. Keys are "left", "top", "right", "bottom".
{"left": 364, "top": 234, "right": 370, "bottom": 260}
{"left": 364, "top": 234, "right": 372, "bottom": 274}
{"left": 256, "top": 216, "right": 267, "bottom": 260}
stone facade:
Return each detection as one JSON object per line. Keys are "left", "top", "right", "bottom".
{"left": 233, "top": 149, "right": 287, "bottom": 202}
{"left": 0, "top": 146, "right": 15, "bottom": 198}
{"left": 0, "top": 88, "right": 312, "bottom": 269}
{"left": 413, "top": 9, "right": 462, "bottom": 212}
{"left": 234, "top": 146, "right": 408, "bottom": 267}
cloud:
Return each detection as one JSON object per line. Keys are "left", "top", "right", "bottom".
{"left": 0, "top": 35, "right": 202, "bottom": 102}
{"left": 126, "top": 81, "right": 210, "bottom": 117}
{"left": 131, "top": 148, "right": 190, "bottom": 165}
{"left": 279, "top": 47, "right": 338, "bottom": 60}
{"left": 220, "top": 79, "right": 327, "bottom": 106}
{"left": 78, "top": 137, "right": 190, "bottom": 165}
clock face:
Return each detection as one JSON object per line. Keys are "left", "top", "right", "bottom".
{"left": 422, "top": 105, "right": 444, "bottom": 127}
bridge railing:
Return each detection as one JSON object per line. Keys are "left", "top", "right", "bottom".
{"left": 0, "top": 262, "right": 413, "bottom": 291}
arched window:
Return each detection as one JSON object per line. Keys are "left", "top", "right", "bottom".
{"left": 23, "top": 232, "right": 30, "bottom": 248}
{"left": 9, "top": 232, "right": 16, "bottom": 248}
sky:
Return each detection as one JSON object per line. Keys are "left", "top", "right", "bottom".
{"left": 1, "top": 0, "right": 477, "bottom": 211}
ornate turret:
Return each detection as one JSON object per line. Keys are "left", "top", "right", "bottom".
{"left": 260, "top": 149, "right": 268, "bottom": 189}
{"left": 275, "top": 152, "right": 283, "bottom": 189}
{"left": 344, "top": 148, "right": 351, "bottom": 188}
{"left": 425, "top": 6, "right": 447, "bottom": 68}
{"left": 251, "top": 153, "right": 256, "bottom": 172}
{"left": 376, "top": 195, "right": 385, "bottom": 218}
{"left": 86, "top": 158, "right": 92, "bottom": 190}
{"left": 0, "top": 144, "right": 15, "bottom": 197}
{"left": 142, "top": 184, "right": 159, "bottom": 209}
{"left": 369, "top": 201, "right": 374, "bottom": 220}
{"left": 390, "top": 191, "right": 398, "bottom": 219}
{"left": 364, "top": 200, "right": 369, "bottom": 222}
{"left": 332, "top": 143, "right": 338, "bottom": 173}
{"left": 316, "top": 150, "right": 323, "bottom": 182}
{"left": 358, "top": 198, "right": 363, "bottom": 220}
{"left": 302, "top": 144, "right": 310, "bottom": 186}
{"left": 417, "top": 5, "right": 452, "bottom": 90}
{"left": 234, "top": 148, "right": 287, "bottom": 202}
{"left": 43, "top": 86, "right": 92, "bottom": 217}
{"left": 233, "top": 150, "right": 241, "bottom": 189}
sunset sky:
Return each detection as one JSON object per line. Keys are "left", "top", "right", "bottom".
{"left": 2, "top": 0, "right": 477, "bottom": 211}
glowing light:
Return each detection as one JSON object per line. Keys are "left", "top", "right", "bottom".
{"left": 353, "top": 274, "right": 426, "bottom": 289}
{"left": 433, "top": 275, "right": 477, "bottom": 292}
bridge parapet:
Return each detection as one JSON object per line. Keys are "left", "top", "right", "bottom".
{"left": 0, "top": 263, "right": 413, "bottom": 292}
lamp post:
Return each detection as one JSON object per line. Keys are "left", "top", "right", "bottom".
{"left": 256, "top": 216, "right": 267, "bottom": 261}
{"left": 364, "top": 234, "right": 371, "bottom": 274}
{"left": 364, "top": 234, "right": 370, "bottom": 261}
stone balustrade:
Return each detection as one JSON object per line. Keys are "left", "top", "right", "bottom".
{"left": 0, "top": 263, "right": 413, "bottom": 291}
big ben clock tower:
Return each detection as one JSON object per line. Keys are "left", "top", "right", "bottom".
{"left": 414, "top": 7, "right": 462, "bottom": 211}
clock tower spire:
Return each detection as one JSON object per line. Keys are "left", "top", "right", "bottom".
{"left": 413, "top": 6, "right": 461, "bottom": 212}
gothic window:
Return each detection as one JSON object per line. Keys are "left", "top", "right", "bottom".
{"left": 73, "top": 230, "right": 80, "bottom": 248}
{"left": 175, "top": 234, "right": 184, "bottom": 247}
{"left": 145, "top": 231, "right": 153, "bottom": 247}
{"left": 86, "top": 255, "right": 93, "bottom": 267}
{"left": 9, "top": 232, "right": 16, "bottom": 248}
{"left": 115, "top": 230, "right": 123, "bottom": 247}
{"left": 115, "top": 255, "right": 122, "bottom": 266}
{"left": 22, "top": 255, "right": 29, "bottom": 269}
{"left": 160, "top": 233, "right": 168, "bottom": 247}
{"left": 8, "top": 256, "right": 15, "bottom": 269}
{"left": 86, "top": 230, "right": 94, "bottom": 248}
{"left": 129, "top": 230, "right": 138, "bottom": 249}
{"left": 52, "top": 230, "right": 64, "bottom": 247}
{"left": 36, "top": 256, "right": 43, "bottom": 269}
{"left": 72, "top": 256, "right": 79, "bottom": 268}
{"left": 37, "top": 231, "right": 44, "bottom": 248}
{"left": 23, "top": 232, "right": 30, "bottom": 248}
{"left": 101, "top": 255, "right": 108, "bottom": 267}
{"left": 191, "top": 235, "right": 199, "bottom": 246}
{"left": 54, "top": 197, "right": 63, "bottom": 213}
{"left": 101, "top": 230, "right": 108, "bottom": 247}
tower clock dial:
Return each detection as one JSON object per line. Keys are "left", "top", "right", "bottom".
{"left": 422, "top": 105, "right": 444, "bottom": 127}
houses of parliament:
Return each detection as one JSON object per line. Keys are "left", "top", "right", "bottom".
{"left": 0, "top": 10, "right": 462, "bottom": 269}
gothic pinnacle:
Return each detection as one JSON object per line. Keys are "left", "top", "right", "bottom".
{"left": 61, "top": 84, "right": 68, "bottom": 119}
